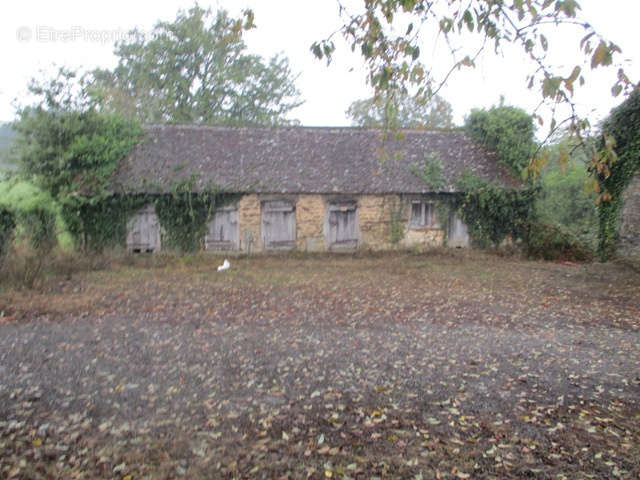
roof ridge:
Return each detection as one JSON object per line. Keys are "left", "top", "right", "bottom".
{"left": 142, "top": 124, "right": 465, "bottom": 135}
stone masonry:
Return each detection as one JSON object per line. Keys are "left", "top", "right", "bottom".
{"left": 235, "top": 193, "right": 450, "bottom": 254}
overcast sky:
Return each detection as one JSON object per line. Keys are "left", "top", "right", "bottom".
{"left": 1, "top": 0, "right": 638, "bottom": 130}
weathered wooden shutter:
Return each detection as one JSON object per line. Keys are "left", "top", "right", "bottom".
{"left": 327, "top": 201, "right": 359, "bottom": 249}
{"left": 262, "top": 200, "right": 296, "bottom": 250}
{"left": 205, "top": 206, "right": 239, "bottom": 250}
{"left": 126, "top": 204, "right": 161, "bottom": 253}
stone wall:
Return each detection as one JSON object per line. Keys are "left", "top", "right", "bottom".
{"left": 618, "top": 174, "right": 640, "bottom": 261}
{"left": 237, "top": 194, "right": 262, "bottom": 253}
{"left": 234, "top": 193, "right": 453, "bottom": 253}
{"left": 296, "top": 195, "right": 326, "bottom": 252}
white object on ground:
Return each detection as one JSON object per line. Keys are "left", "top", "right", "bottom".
{"left": 217, "top": 259, "right": 230, "bottom": 271}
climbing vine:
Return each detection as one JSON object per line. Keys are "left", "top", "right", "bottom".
{"left": 385, "top": 198, "right": 405, "bottom": 245}
{"left": 455, "top": 169, "right": 538, "bottom": 248}
{"left": 434, "top": 197, "right": 456, "bottom": 239}
{"left": 591, "top": 89, "right": 640, "bottom": 260}
{"left": 61, "top": 194, "right": 149, "bottom": 252}
{"left": 154, "top": 179, "right": 239, "bottom": 253}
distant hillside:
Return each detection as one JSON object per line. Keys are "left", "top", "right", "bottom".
{"left": 0, "top": 122, "right": 17, "bottom": 171}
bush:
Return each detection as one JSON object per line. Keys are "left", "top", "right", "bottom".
{"left": 525, "top": 220, "right": 594, "bottom": 262}
{"left": 0, "top": 206, "right": 15, "bottom": 261}
{"left": 535, "top": 158, "right": 598, "bottom": 252}
{"left": 20, "top": 208, "right": 57, "bottom": 254}
{"left": 0, "top": 179, "right": 60, "bottom": 253}
{"left": 0, "top": 243, "right": 48, "bottom": 289}
{"left": 455, "top": 170, "right": 538, "bottom": 248}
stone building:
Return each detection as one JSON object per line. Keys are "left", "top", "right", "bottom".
{"left": 116, "top": 125, "right": 519, "bottom": 253}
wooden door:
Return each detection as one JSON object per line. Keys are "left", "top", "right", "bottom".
{"left": 205, "top": 206, "right": 238, "bottom": 250}
{"left": 262, "top": 200, "right": 296, "bottom": 250}
{"left": 327, "top": 202, "right": 358, "bottom": 249}
{"left": 447, "top": 213, "right": 470, "bottom": 248}
{"left": 126, "top": 204, "right": 161, "bottom": 252}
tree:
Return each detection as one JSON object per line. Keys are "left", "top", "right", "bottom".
{"left": 87, "top": 5, "right": 302, "bottom": 126}
{"left": 313, "top": 1, "right": 633, "bottom": 140}
{"left": 464, "top": 104, "right": 537, "bottom": 176}
{"left": 535, "top": 136, "right": 598, "bottom": 250}
{"left": 346, "top": 91, "right": 454, "bottom": 129}
{"left": 11, "top": 68, "right": 143, "bottom": 250}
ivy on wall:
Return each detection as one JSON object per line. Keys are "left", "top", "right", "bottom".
{"left": 385, "top": 198, "right": 405, "bottom": 246}
{"left": 592, "top": 89, "right": 640, "bottom": 260}
{"left": 155, "top": 183, "right": 239, "bottom": 253}
{"left": 65, "top": 187, "right": 240, "bottom": 254}
{"left": 62, "top": 194, "right": 149, "bottom": 252}
{"left": 455, "top": 170, "right": 538, "bottom": 248}
{"left": 434, "top": 197, "right": 456, "bottom": 238}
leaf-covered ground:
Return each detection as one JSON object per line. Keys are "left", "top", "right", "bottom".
{"left": 1, "top": 251, "right": 639, "bottom": 479}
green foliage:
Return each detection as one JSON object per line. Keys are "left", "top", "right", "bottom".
{"left": 535, "top": 144, "right": 598, "bottom": 252}
{"left": 29, "top": 109, "right": 141, "bottom": 250}
{"left": 155, "top": 187, "right": 238, "bottom": 253}
{"left": 593, "top": 89, "right": 640, "bottom": 260}
{"left": 13, "top": 108, "right": 142, "bottom": 201}
{"left": 0, "top": 123, "right": 17, "bottom": 153}
{"left": 156, "top": 192, "right": 211, "bottom": 253}
{"left": 11, "top": 69, "right": 144, "bottom": 251}
{"left": 455, "top": 170, "right": 538, "bottom": 248}
{"left": 434, "top": 199, "right": 456, "bottom": 238}
{"left": 0, "top": 123, "right": 17, "bottom": 173}
{"left": 87, "top": 5, "right": 302, "bottom": 126}
{"left": 347, "top": 91, "right": 454, "bottom": 129}
{"left": 525, "top": 221, "right": 594, "bottom": 262}
{"left": 60, "top": 194, "right": 146, "bottom": 252}
{"left": 0, "top": 178, "right": 60, "bottom": 255}
{"left": 317, "top": 0, "right": 630, "bottom": 139}
{"left": 465, "top": 105, "right": 537, "bottom": 176}
{"left": 410, "top": 153, "right": 446, "bottom": 191}
{"left": 0, "top": 206, "right": 15, "bottom": 260}
{"left": 385, "top": 199, "right": 405, "bottom": 245}
{"left": 21, "top": 208, "right": 57, "bottom": 254}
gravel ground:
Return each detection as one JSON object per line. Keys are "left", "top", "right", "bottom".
{"left": 1, "top": 252, "right": 639, "bottom": 479}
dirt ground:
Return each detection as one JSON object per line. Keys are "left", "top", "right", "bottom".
{"left": 1, "top": 251, "right": 639, "bottom": 479}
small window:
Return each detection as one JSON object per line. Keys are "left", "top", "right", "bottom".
{"left": 409, "top": 201, "right": 437, "bottom": 228}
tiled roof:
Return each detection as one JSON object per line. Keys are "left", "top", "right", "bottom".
{"left": 114, "top": 125, "right": 519, "bottom": 194}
